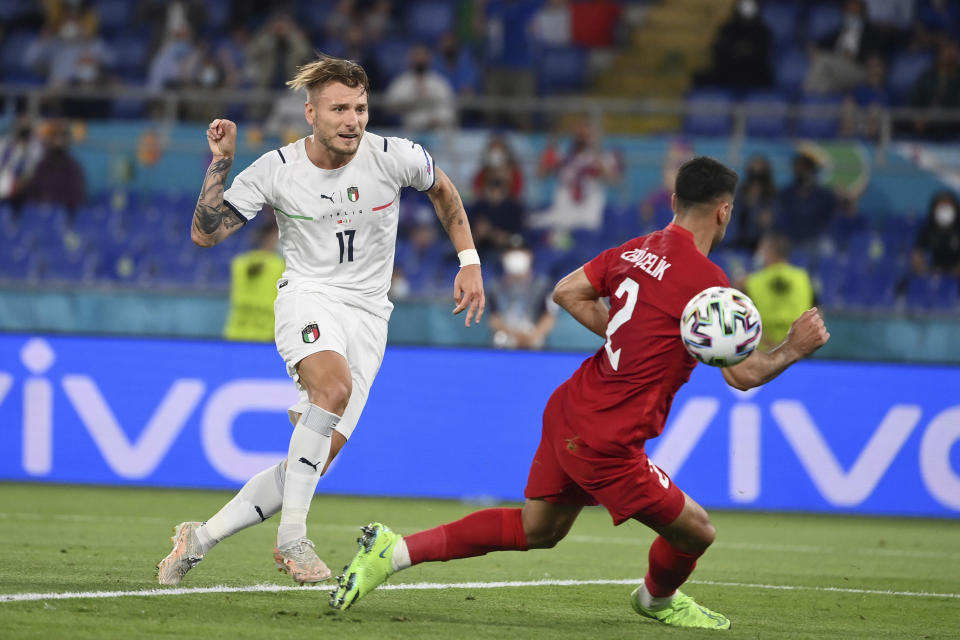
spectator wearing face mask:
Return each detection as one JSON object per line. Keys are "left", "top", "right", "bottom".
{"left": 488, "top": 245, "right": 556, "bottom": 350}
{"left": 697, "top": 0, "right": 772, "bottom": 89}
{"left": 912, "top": 190, "right": 960, "bottom": 277}
{"left": 774, "top": 152, "right": 837, "bottom": 250}
{"left": 473, "top": 135, "right": 524, "bottom": 200}
{"left": 384, "top": 44, "right": 457, "bottom": 131}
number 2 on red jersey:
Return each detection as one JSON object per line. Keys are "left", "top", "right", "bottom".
{"left": 603, "top": 277, "right": 639, "bottom": 371}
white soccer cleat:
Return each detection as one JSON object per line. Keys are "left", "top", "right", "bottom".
{"left": 273, "top": 537, "right": 332, "bottom": 585}
{"left": 156, "top": 521, "right": 205, "bottom": 586}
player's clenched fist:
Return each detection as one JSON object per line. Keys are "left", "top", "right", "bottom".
{"left": 785, "top": 307, "right": 830, "bottom": 357}
{"left": 207, "top": 118, "right": 237, "bottom": 159}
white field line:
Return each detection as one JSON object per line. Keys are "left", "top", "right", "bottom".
{"left": 1, "top": 511, "right": 957, "bottom": 561}
{"left": 1, "top": 578, "right": 959, "bottom": 604}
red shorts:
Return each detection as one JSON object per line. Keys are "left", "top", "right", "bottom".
{"left": 524, "top": 388, "right": 686, "bottom": 527}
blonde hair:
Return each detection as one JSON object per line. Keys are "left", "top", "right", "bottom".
{"left": 287, "top": 53, "right": 370, "bottom": 99}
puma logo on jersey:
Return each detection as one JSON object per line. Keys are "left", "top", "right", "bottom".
{"left": 320, "top": 193, "right": 335, "bottom": 203}
{"left": 621, "top": 248, "right": 671, "bottom": 281}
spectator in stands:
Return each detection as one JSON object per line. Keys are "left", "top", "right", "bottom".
{"left": 697, "top": 0, "right": 772, "bottom": 89}
{"left": 775, "top": 152, "right": 837, "bottom": 249}
{"left": 246, "top": 11, "right": 311, "bottom": 91}
{"left": 914, "top": 0, "right": 960, "bottom": 48}
{"left": 531, "top": 0, "right": 572, "bottom": 47}
{"left": 482, "top": 0, "right": 539, "bottom": 128}
{"left": 325, "top": 0, "right": 357, "bottom": 41}
{"left": 24, "top": 2, "right": 114, "bottom": 117}
{"left": 910, "top": 40, "right": 960, "bottom": 139}
{"left": 728, "top": 154, "right": 776, "bottom": 253}
{"left": 22, "top": 121, "right": 86, "bottom": 216}
{"left": 0, "top": 116, "right": 44, "bottom": 215}
{"left": 744, "top": 233, "right": 815, "bottom": 349}
{"left": 805, "top": 0, "right": 885, "bottom": 94}
{"left": 362, "top": 0, "right": 394, "bottom": 43}
{"left": 384, "top": 45, "right": 457, "bottom": 131}
{"left": 180, "top": 41, "right": 231, "bottom": 121}
{"left": 912, "top": 190, "right": 960, "bottom": 277}
{"left": 639, "top": 138, "right": 693, "bottom": 233}
{"left": 488, "top": 244, "right": 556, "bottom": 350}
{"left": 473, "top": 134, "right": 524, "bottom": 200}
{"left": 435, "top": 32, "right": 480, "bottom": 96}
{"left": 224, "top": 223, "right": 285, "bottom": 343}
{"left": 337, "top": 25, "right": 385, "bottom": 94}
{"left": 470, "top": 167, "right": 526, "bottom": 264}
{"left": 531, "top": 118, "right": 621, "bottom": 232}
{"left": 147, "top": 21, "right": 194, "bottom": 91}
{"left": 842, "top": 54, "right": 890, "bottom": 139}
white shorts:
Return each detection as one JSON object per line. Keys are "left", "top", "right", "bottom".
{"left": 274, "top": 289, "right": 388, "bottom": 440}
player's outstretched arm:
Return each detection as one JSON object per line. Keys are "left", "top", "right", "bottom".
{"left": 722, "top": 307, "right": 830, "bottom": 391}
{"left": 191, "top": 119, "right": 243, "bottom": 248}
{"left": 552, "top": 267, "right": 608, "bottom": 338}
{"left": 427, "top": 167, "right": 485, "bottom": 327}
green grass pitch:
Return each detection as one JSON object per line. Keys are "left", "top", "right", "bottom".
{"left": 1, "top": 483, "right": 958, "bottom": 639}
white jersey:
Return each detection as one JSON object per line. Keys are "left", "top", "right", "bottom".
{"left": 223, "top": 131, "right": 436, "bottom": 319}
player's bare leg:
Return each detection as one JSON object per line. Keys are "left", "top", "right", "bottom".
{"left": 274, "top": 350, "right": 351, "bottom": 584}
{"left": 631, "top": 492, "right": 730, "bottom": 630}
{"left": 331, "top": 499, "right": 581, "bottom": 609}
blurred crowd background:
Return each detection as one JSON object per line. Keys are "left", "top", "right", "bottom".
{"left": 0, "top": 0, "right": 959, "bottom": 357}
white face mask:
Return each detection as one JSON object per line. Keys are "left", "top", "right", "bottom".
{"left": 502, "top": 250, "right": 532, "bottom": 276}
{"left": 934, "top": 203, "right": 957, "bottom": 227}
{"left": 486, "top": 148, "right": 507, "bottom": 168}
{"left": 739, "top": 0, "right": 758, "bottom": 19}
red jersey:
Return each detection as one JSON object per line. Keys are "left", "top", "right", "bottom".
{"left": 559, "top": 223, "right": 729, "bottom": 457}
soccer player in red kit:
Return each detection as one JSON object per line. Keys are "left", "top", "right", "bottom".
{"left": 330, "top": 157, "right": 830, "bottom": 629}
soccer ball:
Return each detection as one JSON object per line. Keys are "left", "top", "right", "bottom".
{"left": 680, "top": 286, "right": 762, "bottom": 367}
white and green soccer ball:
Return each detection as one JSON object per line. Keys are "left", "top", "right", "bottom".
{"left": 680, "top": 286, "right": 762, "bottom": 367}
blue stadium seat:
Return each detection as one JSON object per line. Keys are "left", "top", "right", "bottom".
{"left": 881, "top": 215, "right": 922, "bottom": 257}
{"left": 774, "top": 49, "right": 809, "bottom": 95}
{"left": 762, "top": 2, "right": 801, "bottom": 44}
{"left": 887, "top": 51, "right": 934, "bottom": 104}
{"left": 904, "top": 274, "right": 960, "bottom": 310}
{"left": 805, "top": 3, "right": 844, "bottom": 42}
{"left": 375, "top": 38, "right": 414, "bottom": 83}
{"left": 794, "top": 93, "right": 842, "bottom": 138}
{"left": 406, "top": 1, "right": 456, "bottom": 42}
{"left": 684, "top": 89, "right": 734, "bottom": 136}
{"left": 112, "top": 36, "right": 150, "bottom": 72}
{"left": 295, "top": 0, "right": 337, "bottom": 35}
{"left": 743, "top": 91, "right": 790, "bottom": 138}
{"left": 536, "top": 46, "right": 587, "bottom": 95}
{"left": 0, "top": 31, "right": 37, "bottom": 79}
{"left": 94, "top": 0, "right": 134, "bottom": 36}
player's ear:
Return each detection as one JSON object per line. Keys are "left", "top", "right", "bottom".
{"left": 304, "top": 100, "right": 314, "bottom": 126}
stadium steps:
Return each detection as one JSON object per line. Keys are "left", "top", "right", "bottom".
{"left": 591, "top": 0, "right": 735, "bottom": 134}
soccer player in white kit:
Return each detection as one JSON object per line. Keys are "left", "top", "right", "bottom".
{"left": 157, "top": 55, "right": 485, "bottom": 586}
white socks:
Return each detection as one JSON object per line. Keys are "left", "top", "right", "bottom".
{"left": 196, "top": 460, "right": 286, "bottom": 555}
{"left": 636, "top": 579, "right": 675, "bottom": 611}
{"left": 277, "top": 403, "right": 340, "bottom": 548}
{"left": 391, "top": 537, "right": 411, "bottom": 572}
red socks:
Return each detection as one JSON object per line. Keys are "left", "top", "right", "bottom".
{"left": 643, "top": 535, "right": 703, "bottom": 597}
{"left": 405, "top": 508, "right": 529, "bottom": 565}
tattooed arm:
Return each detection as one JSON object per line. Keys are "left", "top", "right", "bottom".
{"left": 426, "top": 167, "right": 485, "bottom": 326}
{"left": 191, "top": 119, "right": 245, "bottom": 248}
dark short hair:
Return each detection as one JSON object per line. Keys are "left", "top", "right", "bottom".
{"left": 674, "top": 156, "right": 739, "bottom": 209}
{"left": 761, "top": 232, "right": 791, "bottom": 259}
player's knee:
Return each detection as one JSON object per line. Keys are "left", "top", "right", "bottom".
{"left": 523, "top": 524, "right": 566, "bottom": 549}
{"left": 305, "top": 377, "right": 352, "bottom": 415}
